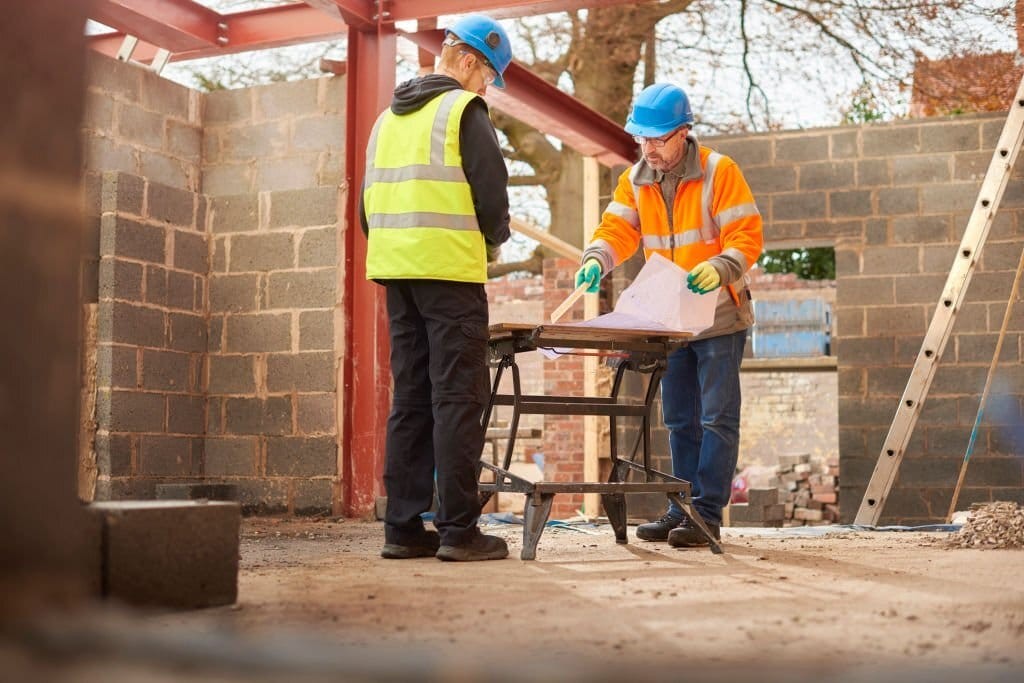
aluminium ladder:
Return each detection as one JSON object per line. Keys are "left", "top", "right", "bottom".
{"left": 854, "top": 72, "right": 1024, "bottom": 525}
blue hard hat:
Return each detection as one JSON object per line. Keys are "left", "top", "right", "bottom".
{"left": 445, "top": 14, "right": 513, "bottom": 88}
{"left": 625, "top": 83, "right": 694, "bottom": 137}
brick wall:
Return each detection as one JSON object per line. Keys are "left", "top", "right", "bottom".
{"left": 739, "top": 369, "right": 838, "bottom": 467}
{"left": 541, "top": 260, "right": 588, "bottom": 519}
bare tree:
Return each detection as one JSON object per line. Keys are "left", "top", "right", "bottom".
{"left": 496, "top": 0, "right": 1015, "bottom": 270}
{"left": 166, "top": 1, "right": 1015, "bottom": 276}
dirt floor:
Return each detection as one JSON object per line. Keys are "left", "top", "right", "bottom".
{"left": 7, "top": 516, "right": 1024, "bottom": 682}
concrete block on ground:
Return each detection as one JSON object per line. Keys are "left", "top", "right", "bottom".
{"left": 727, "top": 503, "right": 753, "bottom": 523}
{"left": 155, "top": 483, "right": 240, "bottom": 502}
{"left": 748, "top": 488, "right": 780, "bottom": 508}
{"left": 88, "top": 500, "right": 240, "bottom": 609}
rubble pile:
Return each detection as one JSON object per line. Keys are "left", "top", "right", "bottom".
{"left": 729, "top": 453, "right": 840, "bottom": 527}
{"left": 947, "top": 501, "right": 1024, "bottom": 549}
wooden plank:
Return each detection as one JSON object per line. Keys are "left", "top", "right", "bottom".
{"left": 582, "top": 156, "right": 601, "bottom": 519}
{"left": 510, "top": 217, "right": 583, "bottom": 261}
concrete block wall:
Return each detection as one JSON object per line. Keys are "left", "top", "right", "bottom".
{"left": 88, "top": 171, "right": 208, "bottom": 501}
{"left": 82, "top": 53, "right": 202, "bottom": 192}
{"left": 81, "top": 53, "right": 345, "bottom": 515}
{"left": 706, "top": 114, "right": 1024, "bottom": 523}
{"left": 202, "top": 77, "right": 344, "bottom": 515}
{"left": 202, "top": 78, "right": 345, "bottom": 194}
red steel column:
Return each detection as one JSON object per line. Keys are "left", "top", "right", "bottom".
{"left": 341, "top": 23, "right": 396, "bottom": 516}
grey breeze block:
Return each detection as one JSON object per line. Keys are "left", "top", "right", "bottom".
{"left": 88, "top": 500, "right": 240, "bottom": 609}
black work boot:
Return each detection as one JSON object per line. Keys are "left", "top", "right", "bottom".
{"left": 381, "top": 530, "right": 441, "bottom": 559}
{"left": 667, "top": 516, "right": 721, "bottom": 548}
{"left": 436, "top": 533, "right": 509, "bottom": 562}
{"left": 635, "top": 513, "right": 685, "bottom": 541}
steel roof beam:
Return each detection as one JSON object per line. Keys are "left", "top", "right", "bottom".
{"left": 401, "top": 28, "right": 634, "bottom": 167}
{"left": 89, "top": 4, "right": 347, "bottom": 64}
{"left": 323, "top": 0, "right": 378, "bottom": 31}
{"left": 89, "top": 0, "right": 223, "bottom": 53}
{"left": 387, "top": 0, "right": 637, "bottom": 21}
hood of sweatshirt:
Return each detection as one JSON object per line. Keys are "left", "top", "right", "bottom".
{"left": 391, "top": 74, "right": 465, "bottom": 115}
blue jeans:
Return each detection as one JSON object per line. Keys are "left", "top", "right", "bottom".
{"left": 661, "top": 330, "right": 746, "bottom": 525}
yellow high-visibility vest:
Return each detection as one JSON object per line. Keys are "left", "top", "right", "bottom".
{"left": 363, "top": 89, "right": 486, "bottom": 283}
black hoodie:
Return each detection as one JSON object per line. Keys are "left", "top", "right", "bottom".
{"left": 359, "top": 75, "right": 511, "bottom": 251}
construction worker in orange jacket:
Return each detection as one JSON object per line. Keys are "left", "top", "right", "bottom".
{"left": 575, "top": 82, "right": 763, "bottom": 547}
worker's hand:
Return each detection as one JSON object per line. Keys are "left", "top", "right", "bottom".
{"left": 687, "top": 261, "right": 721, "bottom": 294}
{"left": 575, "top": 259, "right": 602, "bottom": 294}
{"left": 486, "top": 243, "right": 502, "bottom": 263}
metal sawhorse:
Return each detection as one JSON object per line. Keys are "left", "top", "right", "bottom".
{"left": 480, "top": 323, "right": 723, "bottom": 560}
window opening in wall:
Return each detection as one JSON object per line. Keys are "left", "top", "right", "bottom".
{"left": 749, "top": 247, "right": 835, "bottom": 359}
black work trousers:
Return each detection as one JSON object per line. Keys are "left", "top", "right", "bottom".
{"left": 382, "top": 279, "right": 491, "bottom": 547}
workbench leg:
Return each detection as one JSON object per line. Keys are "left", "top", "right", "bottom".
{"left": 667, "top": 493, "right": 724, "bottom": 555}
{"left": 601, "top": 493, "right": 628, "bottom": 543}
{"left": 521, "top": 492, "right": 554, "bottom": 560}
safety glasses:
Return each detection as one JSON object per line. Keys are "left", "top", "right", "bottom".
{"left": 633, "top": 128, "right": 684, "bottom": 148}
{"left": 444, "top": 37, "right": 498, "bottom": 86}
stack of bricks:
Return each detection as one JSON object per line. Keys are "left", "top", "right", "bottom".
{"left": 772, "top": 452, "right": 840, "bottom": 525}
{"left": 728, "top": 453, "right": 840, "bottom": 526}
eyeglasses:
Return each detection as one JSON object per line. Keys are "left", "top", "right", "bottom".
{"left": 633, "top": 128, "right": 683, "bottom": 148}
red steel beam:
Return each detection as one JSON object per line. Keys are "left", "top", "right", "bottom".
{"left": 341, "top": 24, "right": 397, "bottom": 517}
{"left": 401, "top": 28, "right": 634, "bottom": 167}
{"left": 89, "top": 0, "right": 223, "bottom": 53}
{"left": 325, "top": 0, "right": 378, "bottom": 31}
{"left": 388, "top": 0, "right": 637, "bottom": 21}
{"left": 89, "top": 4, "right": 347, "bottom": 64}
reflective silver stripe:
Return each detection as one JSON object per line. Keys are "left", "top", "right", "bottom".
{"left": 368, "top": 212, "right": 479, "bottom": 231}
{"left": 365, "top": 165, "right": 467, "bottom": 184}
{"left": 642, "top": 229, "right": 705, "bottom": 250}
{"left": 715, "top": 201, "right": 760, "bottom": 228}
{"left": 430, "top": 90, "right": 464, "bottom": 166}
{"left": 605, "top": 200, "right": 639, "bottom": 227}
{"left": 701, "top": 152, "right": 722, "bottom": 242}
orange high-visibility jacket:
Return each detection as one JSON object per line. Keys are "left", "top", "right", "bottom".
{"left": 582, "top": 140, "right": 763, "bottom": 339}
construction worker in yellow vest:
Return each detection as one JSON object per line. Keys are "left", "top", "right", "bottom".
{"left": 575, "top": 83, "right": 764, "bottom": 548}
{"left": 360, "top": 14, "right": 513, "bottom": 562}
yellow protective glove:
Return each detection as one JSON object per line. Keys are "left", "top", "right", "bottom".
{"left": 687, "top": 261, "right": 721, "bottom": 294}
{"left": 574, "top": 259, "right": 602, "bottom": 294}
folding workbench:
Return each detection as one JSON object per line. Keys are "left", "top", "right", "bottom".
{"left": 481, "top": 323, "right": 723, "bottom": 559}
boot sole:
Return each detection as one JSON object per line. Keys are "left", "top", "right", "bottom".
{"left": 381, "top": 544, "right": 438, "bottom": 559}
{"left": 435, "top": 545, "right": 509, "bottom": 561}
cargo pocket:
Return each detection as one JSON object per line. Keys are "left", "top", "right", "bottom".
{"left": 459, "top": 321, "right": 491, "bottom": 405}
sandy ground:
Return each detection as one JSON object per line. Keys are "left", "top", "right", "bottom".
{"left": 6, "top": 516, "right": 1024, "bottom": 682}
